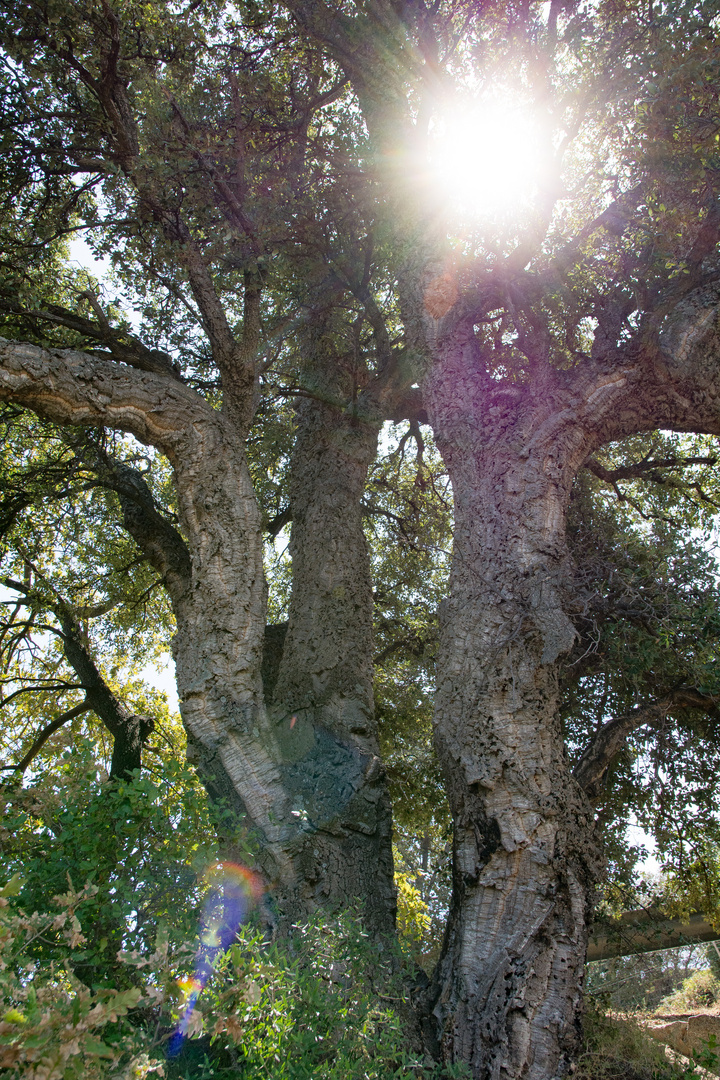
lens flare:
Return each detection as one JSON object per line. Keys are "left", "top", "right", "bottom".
{"left": 168, "top": 861, "right": 263, "bottom": 1058}
{"left": 431, "top": 102, "right": 542, "bottom": 219}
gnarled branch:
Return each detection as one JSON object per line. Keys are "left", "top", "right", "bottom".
{"left": 3, "top": 578, "right": 155, "bottom": 781}
{"left": 574, "top": 688, "right": 720, "bottom": 800}
{"left": 0, "top": 338, "right": 212, "bottom": 458}
{"left": 2, "top": 700, "right": 91, "bottom": 780}
{"left": 72, "top": 440, "right": 192, "bottom": 610}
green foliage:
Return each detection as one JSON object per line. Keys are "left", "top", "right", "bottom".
{"left": 0, "top": 408, "right": 182, "bottom": 782}
{"left": 4, "top": 0, "right": 720, "bottom": 1074}
{"left": 0, "top": 877, "right": 157, "bottom": 1080}
{"left": 369, "top": 424, "right": 453, "bottom": 966}
{"left": 179, "top": 912, "right": 467, "bottom": 1079}
{"left": 1, "top": 762, "right": 463, "bottom": 1079}
{"left": 394, "top": 869, "right": 431, "bottom": 966}
{"left": 1, "top": 877, "right": 468, "bottom": 1080}
{"left": 563, "top": 431, "right": 720, "bottom": 896}
{"left": 0, "top": 411, "right": 177, "bottom": 665}
{"left": 706, "top": 943, "right": 720, "bottom": 982}
{"left": 658, "top": 969, "right": 720, "bottom": 1013}
{"left": 2, "top": 759, "right": 218, "bottom": 989}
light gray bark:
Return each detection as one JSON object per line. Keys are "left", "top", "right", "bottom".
{"left": 421, "top": 332, "right": 602, "bottom": 1078}
{"left": 0, "top": 349, "right": 266, "bottom": 872}
{"left": 416, "top": 288, "right": 720, "bottom": 1078}
{"left": 0, "top": 340, "right": 295, "bottom": 881}
{"left": 0, "top": 337, "right": 395, "bottom": 925}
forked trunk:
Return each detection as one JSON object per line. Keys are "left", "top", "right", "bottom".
{"left": 0, "top": 339, "right": 395, "bottom": 931}
{"left": 424, "top": 344, "right": 602, "bottom": 1079}
{"left": 162, "top": 392, "right": 394, "bottom": 933}
{"left": 165, "top": 414, "right": 301, "bottom": 888}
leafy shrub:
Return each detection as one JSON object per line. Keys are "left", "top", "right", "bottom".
{"left": 1, "top": 766, "right": 470, "bottom": 1078}
{"left": 0, "top": 874, "right": 161, "bottom": 1079}
{"left": 172, "top": 911, "right": 467, "bottom": 1079}
{"left": 2, "top": 759, "right": 220, "bottom": 990}
{"left": 1, "top": 872, "right": 468, "bottom": 1080}
{"left": 658, "top": 969, "right": 720, "bottom": 1013}
{"left": 395, "top": 873, "right": 431, "bottom": 965}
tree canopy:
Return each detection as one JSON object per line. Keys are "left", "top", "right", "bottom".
{"left": 4, "top": 1, "right": 720, "bottom": 1078}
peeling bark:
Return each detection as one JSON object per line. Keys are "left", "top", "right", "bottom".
{"left": 418, "top": 290, "right": 720, "bottom": 1078}
{"left": 422, "top": 341, "right": 601, "bottom": 1078}
{"left": 0, "top": 340, "right": 289, "bottom": 872}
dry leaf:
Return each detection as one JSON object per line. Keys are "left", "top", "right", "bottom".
{"left": 225, "top": 1014, "right": 244, "bottom": 1041}
{"left": 243, "top": 981, "right": 262, "bottom": 1005}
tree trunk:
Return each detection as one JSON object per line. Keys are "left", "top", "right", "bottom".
{"left": 164, "top": 410, "right": 355, "bottom": 904}
{"left": 270, "top": 379, "right": 396, "bottom": 935}
{"left": 0, "top": 342, "right": 395, "bottom": 923}
{"left": 423, "top": 335, "right": 603, "bottom": 1079}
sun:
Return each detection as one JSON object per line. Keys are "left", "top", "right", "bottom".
{"left": 431, "top": 104, "right": 543, "bottom": 219}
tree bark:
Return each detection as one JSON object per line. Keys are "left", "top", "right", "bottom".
{"left": 419, "top": 291, "right": 720, "bottom": 1078}
{"left": 270, "top": 377, "right": 396, "bottom": 935}
{"left": 420, "top": 331, "right": 608, "bottom": 1079}
{"left": 0, "top": 338, "right": 395, "bottom": 927}
{"left": 0, "top": 340, "right": 293, "bottom": 878}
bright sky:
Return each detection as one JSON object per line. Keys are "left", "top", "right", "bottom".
{"left": 627, "top": 821, "right": 661, "bottom": 877}
{"left": 140, "top": 654, "right": 180, "bottom": 714}
{"left": 431, "top": 102, "right": 543, "bottom": 220}
{"left": 67, "top": 233, "right": 111, "bottom": 277}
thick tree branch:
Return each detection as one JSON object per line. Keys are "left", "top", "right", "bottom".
{"left": 2, "top": 577, "right": 155, "bottom": 780}
{"left": 284, "top": 0, "right": 419, "bottom": 126}
{"left": 73, "top": 441, "right": 192, "bottom": 609}
{"left": 537, "top": 283, "right": 720, "bottom": 466}
{"left": 163, "top": 217, "right": 257, "bottom": 427}
{"left": 574, "top": 688, "right": 720, "bottom": 800}
{"left": 0, "top": 339, "right": 212, "bottom": 458}
{"left": 55, "top": 600, "right": 154, "bottom": 780}
{"left": 0, "top": 301, "right": 183, "bottom": 380}
{"left": 265, "top": 505, "right": 292, "bottom": 538}
{"left": 166, "top": 93, "right": 260, "bottom": 250}
{"left": 584, "top": 455, "right": 717, "bottom": 485}
{"left": 130, "top": 175, "right": 257, "bottom": 426}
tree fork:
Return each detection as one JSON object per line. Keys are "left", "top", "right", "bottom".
{"left": 0, "top": 337, "right": 398, "bottom": 930}
{"left": 418, "top": 288, "right": 720, "bottom": 1077}
{"left": 418, "top": 332, "right": 615, "bottom": 1078}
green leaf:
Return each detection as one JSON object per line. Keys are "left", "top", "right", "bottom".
{"left": 0, "top": 874, "right": 24, "bottom": 898}
{"left": 81, "top": 1037, "right": 116, "bottom": 1059}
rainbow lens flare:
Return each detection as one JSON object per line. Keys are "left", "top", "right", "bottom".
{"left": 168, "top": 861, "right": 263, "bottom": 1058}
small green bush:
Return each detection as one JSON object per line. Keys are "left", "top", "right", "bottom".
{"left": 658, "top": 969, "right": 720, "bottom": 1013}
{"left": 170, "top": 911, "right": 467, "bottom": 1079}
{"left": 706, "top": 943, "right": 720, "bottom": 983}
{"left": 0, "top": 873, "right": 158, "bottom": 1079}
